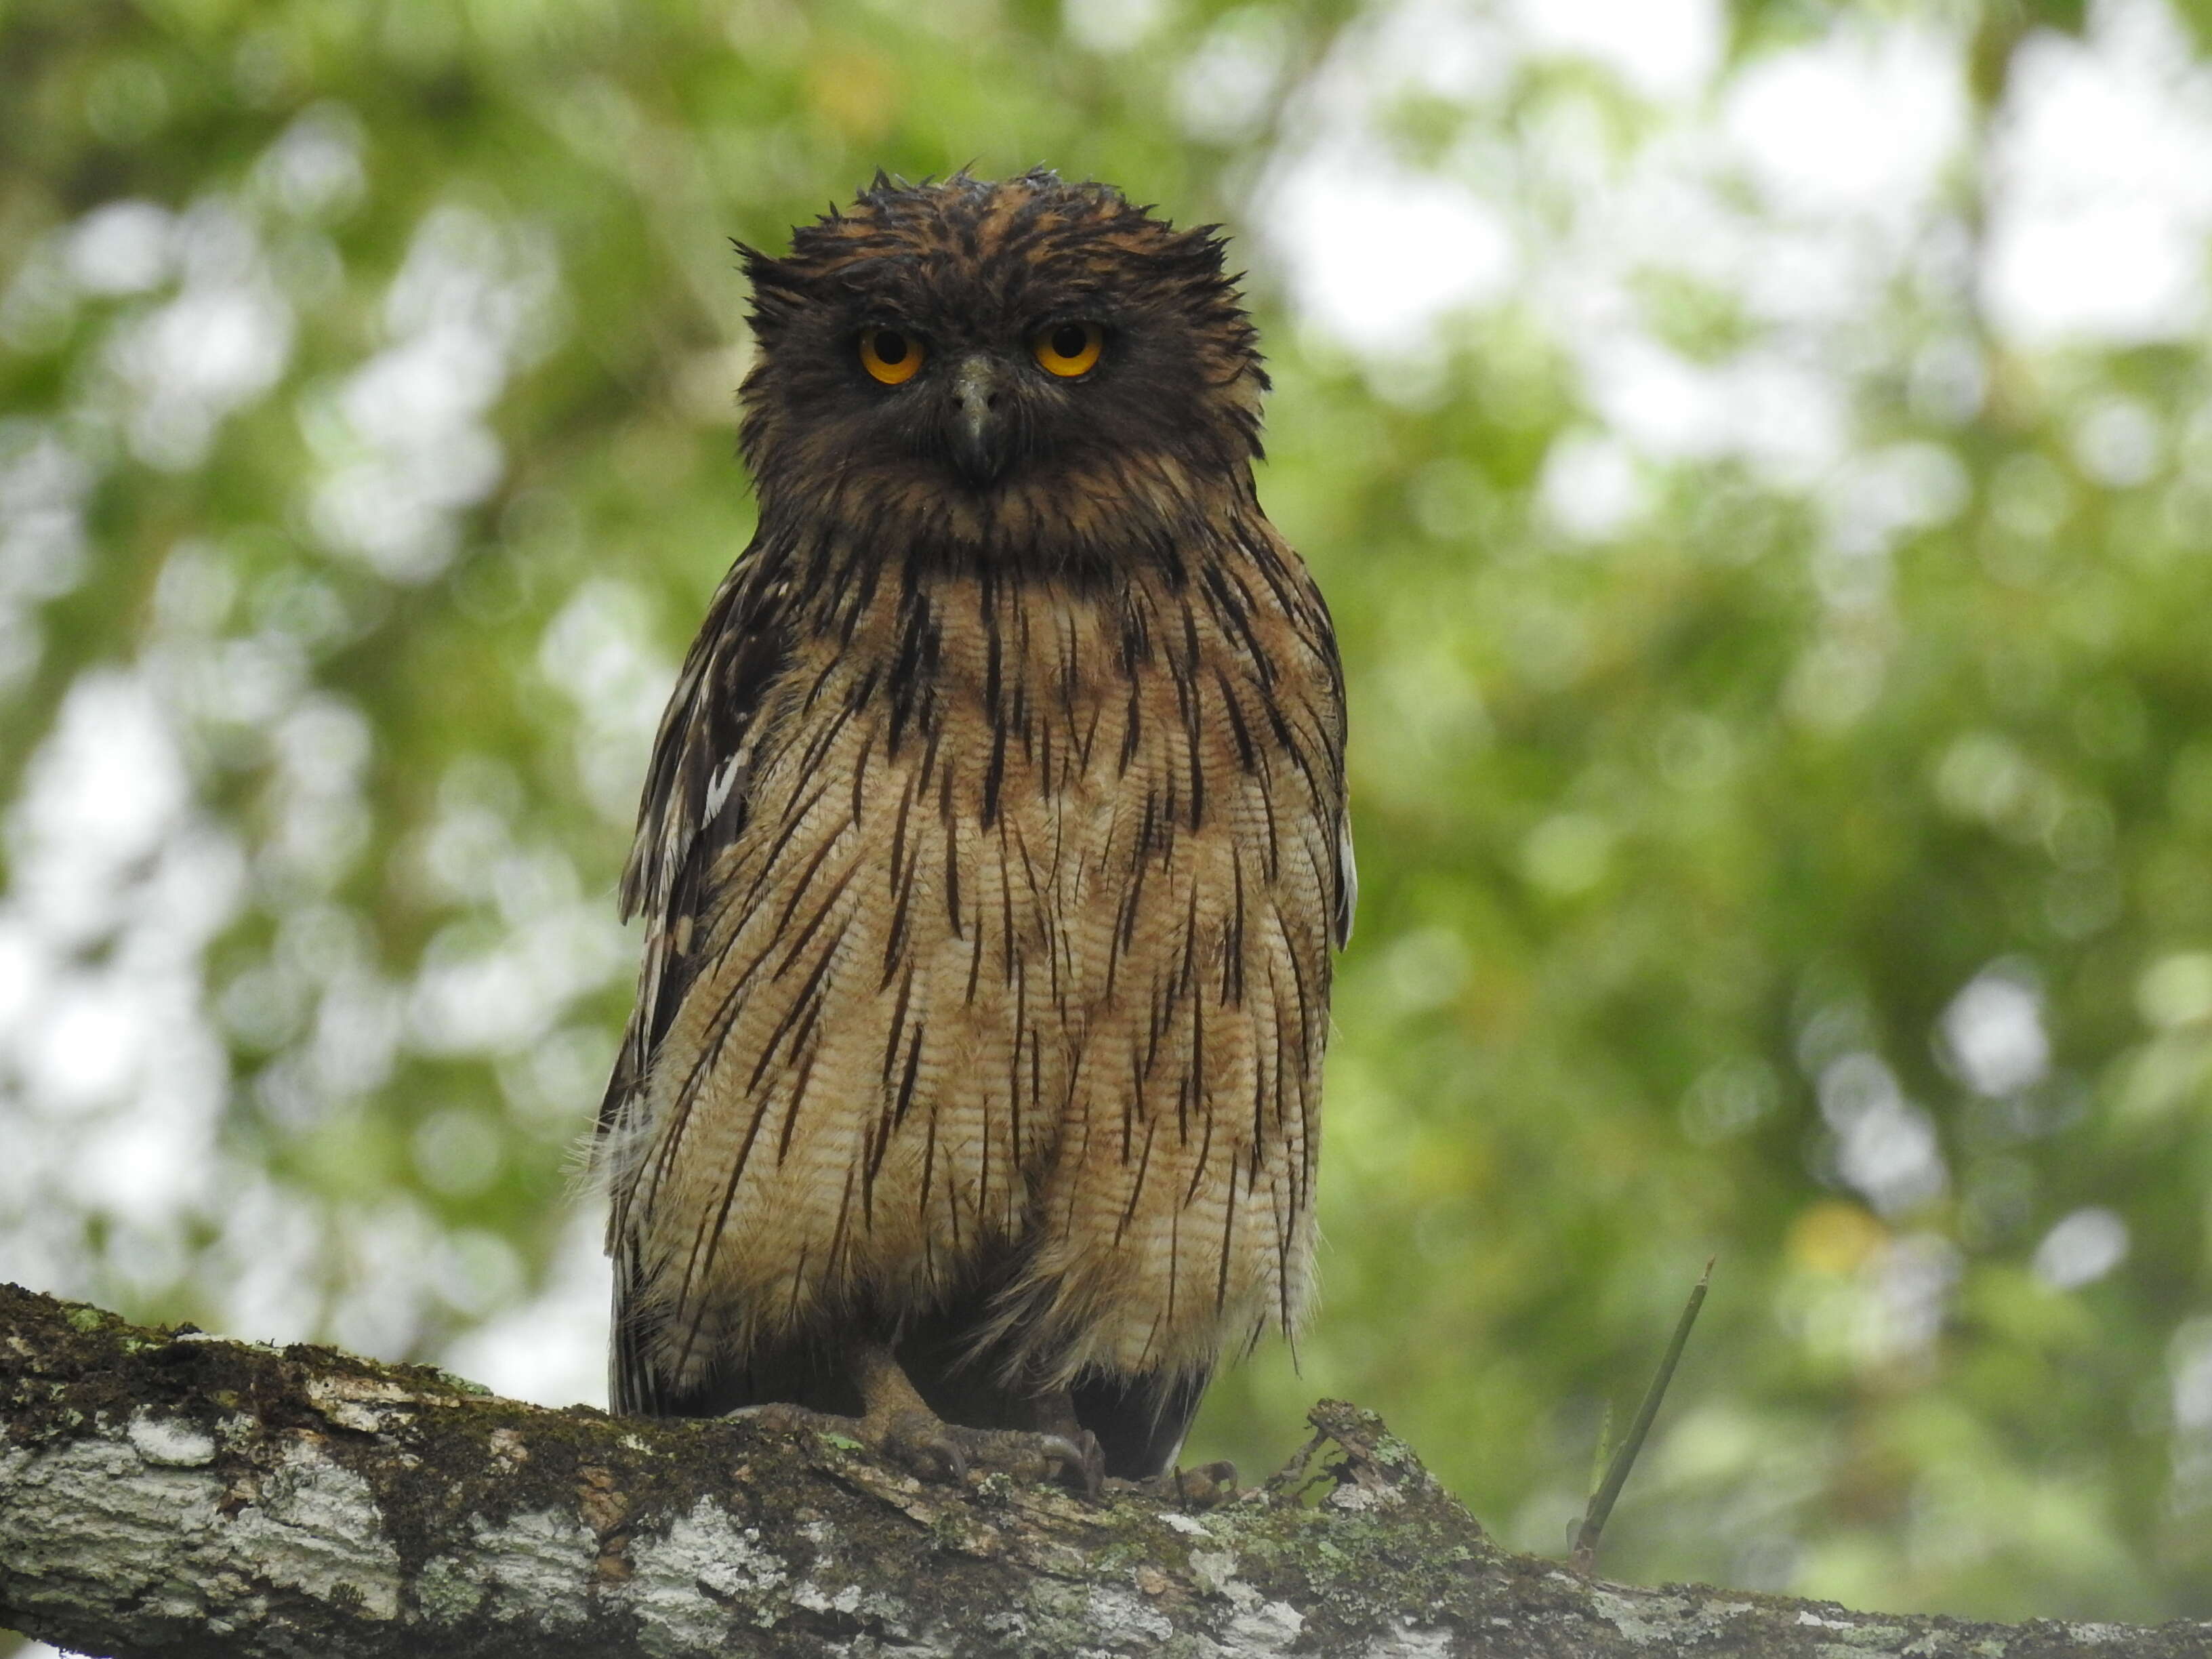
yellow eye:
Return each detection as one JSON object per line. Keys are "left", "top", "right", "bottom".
{"left": 859, "top": 326, "right": 923, "bottom": 386}
{"left": 1031, "top": 321, "right": 1103, "bottom": 378}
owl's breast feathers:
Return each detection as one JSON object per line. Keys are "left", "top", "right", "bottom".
{"left": 598, "top": 514, "right": 1349, "bottom": 1417}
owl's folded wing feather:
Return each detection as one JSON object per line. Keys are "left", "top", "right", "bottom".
{"left": 599, "top": 556, "right": 791, "bottom": 1134}
{"left": 597, "top": 551, "right": 791, "bottom": 1414}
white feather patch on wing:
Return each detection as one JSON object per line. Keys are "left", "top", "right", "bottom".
{"left": 703, "top": 751, "right": 743, "bottom": 824}
{"left": 1334, "top": 808, "right": 1357, "bottom": 948}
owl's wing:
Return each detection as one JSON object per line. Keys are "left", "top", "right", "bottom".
{"left": 598, "top": 549, "right": 792, "bottom": 1414}
{"left": 599, "top": 557, "right": 790, "bottom": 1130}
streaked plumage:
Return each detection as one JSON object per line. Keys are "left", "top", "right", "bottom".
{"left": 596, "top": 170, "right": 1351, "bottom": 1483}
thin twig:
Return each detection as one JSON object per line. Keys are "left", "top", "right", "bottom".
{"left": 1570, "top": 1258, "right": 1713, "bottom": 1575}
{"left": 1586, "top": 1398, "right": 1615, "bottom": 1501}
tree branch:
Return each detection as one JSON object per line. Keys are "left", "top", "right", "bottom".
{"left": 3, "top": 1282, "right": 2205, "bottom": 1658}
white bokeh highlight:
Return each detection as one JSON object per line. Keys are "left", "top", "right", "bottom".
{"left": 1942, "top": 967, "right": 2053, "bottom": 1099}
{"left": 2032, "top": 1207, "right": 2131, "bottom": 1290}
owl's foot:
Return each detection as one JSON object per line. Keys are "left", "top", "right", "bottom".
{"left": 1127, "top": 1458, "right": 1238, "bottom": 1509}
{"left": 732, "top": 1401, "right": 1105, "bottom": 1496}
{"left": 730, "top": 1343, "right": 1105, "bottom": 1498}
{"left": 880, "top": 1412, "right": 1105, "bottom": 1496}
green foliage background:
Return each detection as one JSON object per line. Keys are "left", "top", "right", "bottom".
{"left": 5, "top": 0, "right": 2212, "bottom": 1633}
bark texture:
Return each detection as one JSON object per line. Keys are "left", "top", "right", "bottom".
{"left": 3, "top": 1282, "right": 2205, "bottom": 1658}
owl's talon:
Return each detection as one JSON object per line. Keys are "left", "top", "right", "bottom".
{"left": 1128, "top": 1458, "right": 1238, "bottom": 1509}
{"left": 879, "top": 1408, "right": 969, "bottom": 1483}
{"left": 1043, "top": 1429, "right": 1107, "bottom": 1499}
{"left": 907, "top": 1420, "right": 1103, "bottom": 1497}
{"left": 1182, "top": 1458, "right": 1238, "bottom": 1504}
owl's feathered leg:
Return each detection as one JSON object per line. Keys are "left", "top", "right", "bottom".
{"left": 734, "top": 1340, "right": 1105, "bottom": 1497}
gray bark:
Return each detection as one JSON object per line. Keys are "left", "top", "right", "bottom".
{"left": 1, "top": 1282, "right": 2204, "bottom": 1658}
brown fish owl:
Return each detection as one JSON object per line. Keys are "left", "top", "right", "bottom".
{"left": 596, "top": 169, "right": 1351, "bottom": 1490}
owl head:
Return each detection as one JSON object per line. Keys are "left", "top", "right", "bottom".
{"left": 735, "top": 169, "right": 1269, "bottom": 559}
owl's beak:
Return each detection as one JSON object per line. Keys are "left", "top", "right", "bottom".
{"left": 947, "top": 355, "right": 1011, "bottom": 485}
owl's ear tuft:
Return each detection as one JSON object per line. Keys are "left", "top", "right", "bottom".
{"left": 739, "top": 242, "right": 817, "bottom": 342}
{"left": 1180, "top": 224, "right": 1231, "bottom": 268}
{"left": 859, "top": 167, "right": 916, "bottom": 211}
